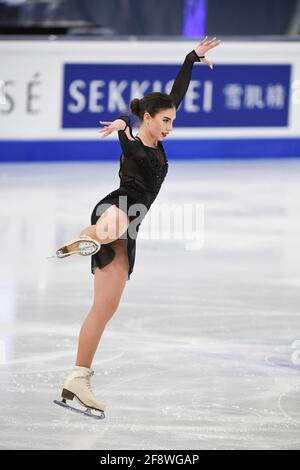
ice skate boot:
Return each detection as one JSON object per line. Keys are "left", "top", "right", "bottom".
{"left": 54, "top": 234, "right": 101, "bottom": 259}
{"left": 54, "top": 366, "right": 105, "bottom": 419}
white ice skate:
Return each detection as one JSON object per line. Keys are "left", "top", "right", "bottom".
{"left": 48, "top": 234, "right": 101, "bottom": 259}
{"left": 54, "top": 366, "right": 105, "bottom": 420}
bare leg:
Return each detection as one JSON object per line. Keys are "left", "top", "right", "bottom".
{"left": 81, "top": 205, "right": 130, "bottom": 245}
{"left": 75, "top": 239, "right": 129, "bottom": 368}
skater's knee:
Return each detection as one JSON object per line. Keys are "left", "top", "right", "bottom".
{"left": 92, "top": 299, "right": 119, "bottom": 320}
{"left": 95, "top": 206, "right": 129, "bottom": 243}
{"left": 79, "top": 226, "right": 95, "bottom": 238}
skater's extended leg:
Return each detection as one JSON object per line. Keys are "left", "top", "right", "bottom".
{"left": 55, "top": 205, "right": 130, "bottom": 259}
{"left": 55, "top": 205, "right": 130, "bottom": 258}
{"left": 76, "top": 239, "right": 129, "bottom": 368}
{"left": 81, "top": 205, "right": 130, "bottom": 245}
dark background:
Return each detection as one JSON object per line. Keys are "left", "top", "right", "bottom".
{"left": 0, "top": 0, "right": 297, "bottom": 35}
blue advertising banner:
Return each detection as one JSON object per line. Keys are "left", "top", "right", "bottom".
{"left": 62, "top": 63, "right": 291, "bottom": 129}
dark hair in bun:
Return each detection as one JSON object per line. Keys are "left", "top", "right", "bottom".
{"left": 130, "top": 92, "right": 175, "bottom": 122}
{"left": 130, "top": 98, "right": 140, "bottom": 116}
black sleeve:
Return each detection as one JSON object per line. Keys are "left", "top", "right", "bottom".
{"left": 169, "top": 50, "right": 201, "bottom": 109}
{"left": 117, "top": 115, "right": 146, "bottom": 159}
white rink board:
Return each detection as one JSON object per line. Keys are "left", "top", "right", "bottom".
{"left": 0, "top": 39, "right": 300, "bottom": 141}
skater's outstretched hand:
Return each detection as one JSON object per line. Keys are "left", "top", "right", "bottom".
{"left": 98, "top": 119, "right": 126, "bottom": 138}
{"left": 194, "top": 36, "right": 221, "bottom": 70}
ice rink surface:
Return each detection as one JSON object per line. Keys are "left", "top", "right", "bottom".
{"left": 0, "top": 158, "right": 300, "bottom": 450}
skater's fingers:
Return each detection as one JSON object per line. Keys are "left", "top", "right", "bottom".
{"left": 207, "top": 36, "right": 217, "bottom": 44}
{"left": 207, "top": 40, "right": 221, "bottom": 50}
{"left": 100, "top": 130, "right": 112, "bottom": 138}
{"left": 199, "top": 36, "right": 208, "bottom": 45}
{"left": 201, "top": 58, "right": 214, "bottom": 69}
{"left": 101, "top": 124, "right": 114, "bottom": 132}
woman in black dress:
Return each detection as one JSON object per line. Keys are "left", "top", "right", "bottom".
{"left": 54, "top": 37, "right": 221, "bottom": 419}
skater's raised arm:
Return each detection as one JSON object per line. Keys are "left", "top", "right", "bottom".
{"left": 169, "top": 36, "right": 221, "bottom": 109}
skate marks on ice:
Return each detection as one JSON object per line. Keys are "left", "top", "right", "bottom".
{"left": 278, "top": 387, "right": 300, "bottom": 426}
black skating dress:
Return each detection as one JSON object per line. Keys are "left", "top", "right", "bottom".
{"left": 91, "top": 50, "right": 201, "bottom": 280}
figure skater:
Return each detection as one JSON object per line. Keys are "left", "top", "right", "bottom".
{"left": 53, "top": 37, "right": 221, "bottom": 419}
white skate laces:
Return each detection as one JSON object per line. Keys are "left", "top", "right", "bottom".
{"left": 77, "top": 369, "right": 94, "bottom": 392}
{"left": 77, "top": 241, "right": 99, "bottom": 256}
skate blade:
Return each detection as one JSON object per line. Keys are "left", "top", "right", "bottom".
{"left": 53, "top": 399, "right": 105, "bottom": 420}
{"left": 46, "top": 252, "right": 79, "bottom": 260}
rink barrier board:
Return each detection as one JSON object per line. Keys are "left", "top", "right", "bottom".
{"left": 1, "top": 138, "right": 300, "bottom": 162}
{"left": 1, "top": 40, "right": 300, "bottom": 160}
